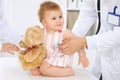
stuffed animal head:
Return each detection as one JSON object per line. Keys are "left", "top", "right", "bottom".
{"left": 19, "top": 25, "right": 44, "bottom": 48}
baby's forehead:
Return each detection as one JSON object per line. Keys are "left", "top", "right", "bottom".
{"left": 45, "top": 10, "right": 62, "bottom": 16}
{"left": 46, "top": 9, "right": 62, "bottom": 13}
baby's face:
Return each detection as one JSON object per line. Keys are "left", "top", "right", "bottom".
{"left": 43, "top": 10, "right": 64, "bottom": 33}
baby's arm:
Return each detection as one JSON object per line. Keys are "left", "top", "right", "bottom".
{"left": 62, "top": 29, "right": 75, "bottom": 40}
{"left": 78, "top": 49, "right": 89, "bottom": 68}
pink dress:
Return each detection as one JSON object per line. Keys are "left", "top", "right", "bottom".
{"left": 44, "top": 28, "right": 73, "bottom": 67}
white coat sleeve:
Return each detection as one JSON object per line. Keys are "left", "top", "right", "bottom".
{"left": 86, "top": 27, "right": 120, "bottom": 51}
{"left": 72, "top": 0, "right": 97, "bottom": 36}
{"left": 0, "top": 42, "right": 2, "bottom": 51}
{"left": 0, "top": 18, "right": 22, "bottom": 45}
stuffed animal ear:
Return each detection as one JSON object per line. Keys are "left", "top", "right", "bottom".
{"left": 35, "top": 25, "right": 45, "bottom": 31}
{"left": 34, "top": 25, "right": 41, "bottom": 30}
{"left": 19, "top": 40, "right": 26, "bottom": 48}
{"left": 34, "top": 25, "right": 45, "bottom": 31}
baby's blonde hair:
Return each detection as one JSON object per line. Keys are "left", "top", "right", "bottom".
{"left": 38, "top": 1, "right": 61, "bottom": 22}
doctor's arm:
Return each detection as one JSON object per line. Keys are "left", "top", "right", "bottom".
{"left": 87, "top": 27, "right": 120, "bottom": 51}
{"left": 72, "top": 0, "right": 97, "bottom": 36}
{"left": 0, "top": 19, "right": 21, "bottom": 54}
{"left": 59, "top": 27, "right": 120, "bottom": 54}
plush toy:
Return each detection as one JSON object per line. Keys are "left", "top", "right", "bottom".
{"left": 19, "top": 25, "right": 46, "bottom": 70}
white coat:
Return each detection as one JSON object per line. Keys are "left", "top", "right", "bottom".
{"left": 0, "top": 18, "right": 21, "bottom": 50}
{"left": 72, "top": 0, "right": 120, "bottom": 80}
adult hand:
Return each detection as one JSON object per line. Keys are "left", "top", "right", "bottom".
{"left": 59, "top": 37, "right": 87, "bottom": 55}
{"left": 1, "top": 43, "right": 20, "bottom": 54}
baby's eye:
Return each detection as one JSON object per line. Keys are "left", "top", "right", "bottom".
{"left": 59, "top": 16, "right": 62, "bottom": 18}
{"left": 52, "top": 17, "right": 56, "bottom": 20}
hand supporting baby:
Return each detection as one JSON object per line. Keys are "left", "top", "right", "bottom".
{"left": 59, "top": 37, "right": 87, "bottom": 54}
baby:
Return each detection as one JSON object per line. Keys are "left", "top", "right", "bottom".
{"left": 31, "top": 1, "right": 89, "bottom": 77}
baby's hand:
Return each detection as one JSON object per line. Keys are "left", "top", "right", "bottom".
{"left": 1, "top": 43, "right": 20, "bottom": 54}
{"left": 78, "top": 56, "right": 89, "bottom": 68}
{"left": 78, "top": 49, "right": 89, "bottom": 68}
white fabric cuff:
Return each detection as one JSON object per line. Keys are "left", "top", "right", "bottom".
{"left": 86, "top": 35, "right": 96, "bottom": 49}
{"left": 0, "top": 42, "right": 2, "bottom": 51}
